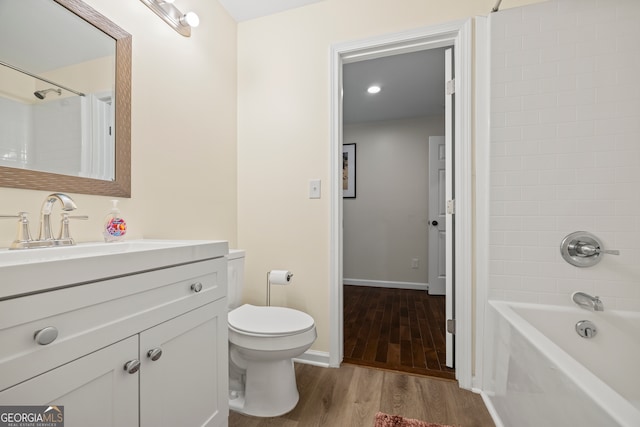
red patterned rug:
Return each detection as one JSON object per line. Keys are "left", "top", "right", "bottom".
{"left": 374, "top": 412, "right": 455, "bottom": 427}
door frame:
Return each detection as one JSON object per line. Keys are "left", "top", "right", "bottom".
{"left": 329, "top": 18, "right": 474, "bottom": 389}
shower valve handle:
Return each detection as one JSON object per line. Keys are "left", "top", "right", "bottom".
{"left": 572, "top": 242, "right": 619, "bottom": 257}
{"left": 561, "top": 231, "right": 620, "bottom": 268}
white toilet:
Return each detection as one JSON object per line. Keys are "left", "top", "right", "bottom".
{"left": 226, "top": 250, "right": 317, "bottom": 417}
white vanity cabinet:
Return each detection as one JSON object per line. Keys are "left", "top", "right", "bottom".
{"left": 140, "top": 299, "right": 227, "bottom": 426}
{"left": 0, "top": 240, "right": 229, "bottom": 427}
{"left": 1, "top": 335, "right": 140, "bottom": 426}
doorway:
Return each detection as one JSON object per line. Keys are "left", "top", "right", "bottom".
{"left": 341, "top": 47, "right": 451, "bottom": 378}
{"left": 329, "top": 20, "right": 474, "bottom": 389}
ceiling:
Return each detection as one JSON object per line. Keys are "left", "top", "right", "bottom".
{"left": 343, "top": 48, "right": 446, "bottom": 124}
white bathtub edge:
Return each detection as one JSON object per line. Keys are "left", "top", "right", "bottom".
{"left": 480, "top": 390, "right": 505, "bottom": 427}
{"left": 488, "top": 300, "right": 639, "bottom": 427}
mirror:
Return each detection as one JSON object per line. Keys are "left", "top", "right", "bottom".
{"left": 0, "top": 0, "right": 131, "bottom": 197}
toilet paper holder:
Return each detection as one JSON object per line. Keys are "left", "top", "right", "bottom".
{"left": 266, "top": 270, "right": 294, "bottom": 306}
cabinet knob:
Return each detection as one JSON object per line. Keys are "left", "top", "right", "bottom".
{"left": 34, "top": 326, "right": 58, "bottom": 345}
{"left": 191, "top": 282, "right": 203, "bottom": 293}
{"left": 147, "top": 347, "right": 163, "bottom": 361}
{"left": 124, "top": 359, "right": 141, "bottom": 374}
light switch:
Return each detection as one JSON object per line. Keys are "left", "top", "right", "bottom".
{"left": 309, "top": 179, "right": 321, "bottom": 199}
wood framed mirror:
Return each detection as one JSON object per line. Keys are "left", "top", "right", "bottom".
{"left": 0, "top": 0, "right": 131, "bottom": 197}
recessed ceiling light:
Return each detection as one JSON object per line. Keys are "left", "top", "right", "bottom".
{"left": 367, "top": 85, "right": 381, "bottom": 94}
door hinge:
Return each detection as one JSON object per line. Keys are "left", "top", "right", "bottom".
{"left": 447, "top": 319, "right": 456, "bottom": 335}
{"left": 446, "top": 79, "right": 455, "bottom": 95}
{"left": 446, "top": 199, "right": 455, "bottom": 215}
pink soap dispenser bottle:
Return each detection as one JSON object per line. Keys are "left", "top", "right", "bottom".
{"left": 103, "top": 200, "right": 127, "bottom": 242}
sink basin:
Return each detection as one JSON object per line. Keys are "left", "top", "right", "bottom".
{"left": 0, "top": 239, "right": 228, "bottom": 300}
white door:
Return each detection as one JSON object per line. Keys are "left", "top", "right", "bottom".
{"left": 428, "top": 136, "right": 446, "bottom": 296}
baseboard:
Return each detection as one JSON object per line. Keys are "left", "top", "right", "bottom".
{"left": 293, "top": 350, "right": 331, "bottom": 368}
{"left": 343, "top": 278, "right": 428, "bottom": 291}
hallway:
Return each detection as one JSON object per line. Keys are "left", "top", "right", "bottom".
{"left": 343, "top": 285, "right": 454, "bottom": 380}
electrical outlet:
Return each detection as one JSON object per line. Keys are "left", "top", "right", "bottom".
{"left": 411, "top": 258, "right": 419, "bottom": 269}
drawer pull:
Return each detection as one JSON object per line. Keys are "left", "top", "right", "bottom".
{"left": 147, "top": 348, "right": 163, "bottom": 361}
{"left": 191, "top": 282, "right": 203, "bottom": 293}
{"left": 34, "top": 326, "right": 58, "bottom": 345}
{"left": 124, "top": 359, "right": 141, "bottom": 374}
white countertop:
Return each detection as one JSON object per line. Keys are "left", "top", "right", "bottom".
{"left": 0, "top": 239, "right": 228, "bottom": 300}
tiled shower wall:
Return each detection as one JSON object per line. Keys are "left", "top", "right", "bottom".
{"left": 489, "top": 0, "right": 640, "bottom": 310}
{"left": 0, "top": 97, "right": 81, "bottom": 175}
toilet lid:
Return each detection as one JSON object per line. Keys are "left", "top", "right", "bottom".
{"left": 228, "top": 304, "right": 315, "bottom": 336}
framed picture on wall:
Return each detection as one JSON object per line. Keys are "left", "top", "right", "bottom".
{"left": 342, "top": 143, "right": 356, "bottom": 198}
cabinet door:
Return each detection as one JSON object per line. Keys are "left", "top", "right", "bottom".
{"left": 140, "top": 299, "right": 228, "bottom": 427}
{"left": 0, "top": 336, "right": 139, "bottom": 427}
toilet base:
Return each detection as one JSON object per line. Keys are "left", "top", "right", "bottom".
{"left": 229, "top": 358, "right": 299, "bottom": 417}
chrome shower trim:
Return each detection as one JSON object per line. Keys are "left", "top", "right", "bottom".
{"left": 0, "top": 60, "right": 86, "bottom": 97}
{"left": 34, "top": 88, "right": 62, "bottom": 99}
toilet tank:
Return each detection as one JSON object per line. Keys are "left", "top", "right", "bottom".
{"left": 227, "top": 249, "right": 245, "bottom": 310}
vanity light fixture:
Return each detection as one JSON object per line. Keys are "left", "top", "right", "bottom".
{"left": 139, "top": 0, "right": 199, "bottom": 37}
{"left": 367, "top": 85, "right": 381, "bottom": 94}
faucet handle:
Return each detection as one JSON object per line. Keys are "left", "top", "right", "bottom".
{"left": 561, "top": 231, "right": 620, "bottom": 267}
{"left": 0, "top": 212, "right": 27, "bottom": 221}
{"left": 1, "top": 212, "right": 33, "bottom": 248}
{"left": 574, "top": 242, "right": 619, "bottom": 257}
{"left": 57, "top": 213, "right": 88, "bottom": 244}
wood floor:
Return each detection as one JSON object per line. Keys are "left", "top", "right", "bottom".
{"left": 228, "top": 363, "right": 495, "bottom": 427}
{"left": 343, "top": 285, "right": 455, "bottom": 380}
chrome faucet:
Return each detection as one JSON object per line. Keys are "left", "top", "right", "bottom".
{"left": 1, "top": 193, "right": 87, "bottom": 249}
{"left": 572, "top": 291, "right": 604, "bottom": 312}
{"left": 39, "top": 193, "right": 78, "bottom": 241}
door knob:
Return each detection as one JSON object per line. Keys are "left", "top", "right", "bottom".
{"left": 124, "top": 359, "right": 141, "bottom": 374}
{"left": 431, "top": 220, "right": 439, "bottom": 226}
{"left": 147, "top": 348, "right": 163, "bottom": 361}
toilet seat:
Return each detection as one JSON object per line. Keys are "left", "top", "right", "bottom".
{"left": 228, "top": 304, "right": 315, "bottom": 337}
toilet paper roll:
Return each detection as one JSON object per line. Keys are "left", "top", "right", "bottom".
{"left": 269, "top": 270, "right": 293, "bottom": 285}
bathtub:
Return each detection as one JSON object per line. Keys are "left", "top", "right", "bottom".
{"left": 483, "top": 300, "right": 640, "bottom": 427}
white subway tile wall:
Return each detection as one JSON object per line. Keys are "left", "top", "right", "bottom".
{"left": 489, "top": 0, "right": 640, "bottom": 310}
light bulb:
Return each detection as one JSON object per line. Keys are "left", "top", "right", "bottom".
{"left": 180, "top": 11, "right": 199, "bottom": 27}
{"left": 367, "top": 85, "right": 381, "bottom": 94}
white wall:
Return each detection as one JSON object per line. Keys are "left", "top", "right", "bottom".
{"left": 488, "top": 0, "right": 640, "bottom": 311}
{"left": 343, "top": 115, "right": 444, "bottom": 286}
{"left": 237, "top": 0, "right": 545, "bottom": 353}
{"left": 0, "top": 0, "right": 238, "bottom": 247}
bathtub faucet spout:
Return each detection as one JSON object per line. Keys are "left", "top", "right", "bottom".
{"left": 572, "top": 292, "right": 604, "bottom": 312}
